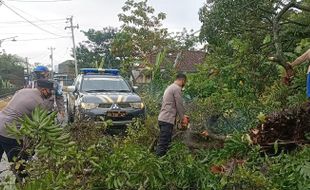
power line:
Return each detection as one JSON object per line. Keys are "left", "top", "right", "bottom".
{"left": 8, "top": 3, "right": 67, "bottom": 33}
{"left": 0, "top": 22, "right": 66, "bottom": 28}
{"left": 6, "top": 0, "right": 71, "bottom": 2}
{"left": 0, "top": 1, "right": 64, "bottom": 36}
{"left": 0, "top": 18, "right": 65, "bottom": 24}
{"left": 0, "top": 32, "right": 41, "bottom": 35}
{"left": 16, "top": 36, "right": 70, "bottom": 41}
{"left": 0, "top": 21, "right": 66, "bottom": 28}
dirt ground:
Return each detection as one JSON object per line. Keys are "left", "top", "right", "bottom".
{"left": 0, "top": 98, "right": 10, "bottom": 111}
{"left": 0, "top": 101, "right": 7, "bottom": 111}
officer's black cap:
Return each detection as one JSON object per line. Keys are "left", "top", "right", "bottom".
{"left": 37, "top": 79, "right": 54, "bottom": 89}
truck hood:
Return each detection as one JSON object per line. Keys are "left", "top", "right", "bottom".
{"left": 80, "top": 92, "right": 142, "bottom": 104}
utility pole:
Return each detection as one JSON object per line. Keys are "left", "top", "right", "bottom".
{"left": 25, "top": 57, "right": 29, "bottom": 75}
{"left": 65, "top": 16, "right": 79, "bottom": 77}
{"left": 48, "top": 47, "right": 55, "bottom": 79}
{"left": 25, "top": 57, "right": 29, "bottom": 87}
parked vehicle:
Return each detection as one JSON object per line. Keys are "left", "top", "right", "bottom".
{"left": 66, "top": 68, "right": 145, "bottom": 126}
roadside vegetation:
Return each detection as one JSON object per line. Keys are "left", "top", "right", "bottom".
{"left": 0, "top": 54, "right": 25, "bottom": 96}
{"left": 0, "top": 0, "right": 310, "bottom": 189}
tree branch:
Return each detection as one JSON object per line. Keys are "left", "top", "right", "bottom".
{"left": 293, "top": 3, "right": 310, "bottom": 12}
{"left": 275, "top": 2, "right": 295, "bottom": 22}
{"left": 272, "top": 1, "right": 310, "bottom": 67}
{"left": 272, "top": 1, "right": 298, "bottom": 69}
{"left": 280, "top": 18, "right": 308, "bottom": 27}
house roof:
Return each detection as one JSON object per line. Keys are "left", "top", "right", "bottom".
{"left": 144, "top": 50, "right": 206, "bottom": 72}
{"left": 174, "top": 50, "right": 206, "bottom": 72}
{"left": 58, "top": 60, "right": 74, "bottom": 66}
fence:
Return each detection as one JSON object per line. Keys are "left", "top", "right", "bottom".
{"left": 0, "top": 87, "right": 20, "bottom": 97}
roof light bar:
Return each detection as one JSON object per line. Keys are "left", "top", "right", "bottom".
{"left": 80, "top": 68, "right": 119, "bottom": 76}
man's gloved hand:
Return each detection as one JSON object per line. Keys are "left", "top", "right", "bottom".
{"left": 178, "top": 115, "right": 190, "bottom": 130}
{"left": 59, "top": 111, "right": 65, "bottom": 118}
{"left": 283, "top": 64, "right": 294, "bottom": 85}
{"left": 182, "top": 115, "right": 190, "bottom": 126}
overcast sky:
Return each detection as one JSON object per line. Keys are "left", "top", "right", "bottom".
{"left": 0, "top": 0, "right": 205, "bottom": 70}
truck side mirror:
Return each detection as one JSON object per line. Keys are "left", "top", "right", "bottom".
{"left": 65, "top": 85, "right": 76, "bottom": 92}
{"left": 133, "top": 86, "right": 138, "bottom": 92}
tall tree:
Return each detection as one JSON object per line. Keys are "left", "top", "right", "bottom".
{"left": 76, "top": 27, "right": 121, "bottom": 69}
{"left": 199, "top": 0, "right": 310, "bottom": 73}
{"left": 112, "top": 0, "right": 170, "bottom": 80}
{"left": 115, "top": 0, "right": 168, "bottom": 59}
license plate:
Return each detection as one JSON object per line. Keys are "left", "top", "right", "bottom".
{"left": 107, "top": 111, "right": 126, "bottom": 117}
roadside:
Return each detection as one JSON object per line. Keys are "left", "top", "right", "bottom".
{"left": 0, "top": 97, "right": 15, "bottom": 185}
{"left": 0, "top": 100, "right": 8, "bottom": 111}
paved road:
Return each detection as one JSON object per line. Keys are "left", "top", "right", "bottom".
{"left": 0, "top": 156, "right": 15, "bottom": 188}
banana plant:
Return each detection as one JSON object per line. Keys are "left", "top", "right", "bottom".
{"left": 7, "top": 107, "right": 75, "bottom": 160}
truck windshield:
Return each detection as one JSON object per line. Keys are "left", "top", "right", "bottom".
{"left": 81, "top": 77, "right": 131, "bottom": 92}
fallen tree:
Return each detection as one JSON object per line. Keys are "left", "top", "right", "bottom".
{"left": 250, "top": 102, "right": 310, "bottom": 149}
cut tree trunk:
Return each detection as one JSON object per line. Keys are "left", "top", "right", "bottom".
{"left": 250, "top": 101, "right": 310, "bottom": 148}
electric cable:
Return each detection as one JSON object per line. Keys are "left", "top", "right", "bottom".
{"left": 7, "top": 3, "right": 67, "bottom": 33}
{"left": 1, "top": 1, "right": 64, "bottom": 36}
{"left": 6, "top": 0, "right": 71, "bottom": 2}
{"left": 0, "top": 18, "right": 65, "bottom": 24}
{"left": 16, "top": 36, "right": 70, "bottom": 41}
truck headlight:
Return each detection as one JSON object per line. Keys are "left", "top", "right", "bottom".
{"left": 81, "top": 102, "right": 98, "bottom": 109}
{"left": 129, "top": 102, "right": 144, "bottom": 109}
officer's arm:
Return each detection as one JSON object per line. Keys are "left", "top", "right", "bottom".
{"left": 55, "top": 95, "right": 65, "bottom": 113}
{"left": 54, "top": 82, "right": 65, "bottom": 113}
{"left": 290, "top": 49, "right": 310, "bottom": 67}
{"left": 174, "top": 88, "right": 185, "bottom": 119}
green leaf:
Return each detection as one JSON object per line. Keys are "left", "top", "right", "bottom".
{"left": 256, "top": 112, "right": 266, "bottom": 123}
{"left": 263, "top": 35, "right": 271, "bottom": 44}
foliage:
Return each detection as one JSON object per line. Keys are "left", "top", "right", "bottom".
{"left": 115, "top": 0, "right": 168, "bottom": 59}
{"left": 112, "top": 0, "right": 200, "bottom": 80}
{"left": 7, "top": 108, "right": 72, "bottom": 158}
{"left": 76, "top": 27, "right": 121, "bottom": 69}
{"left": 0, "top": 108, "right": 309, "bottom": 190}
{"left": 2, "top": 0, "right": 310, "bottom": 189}
{"left": 0, "top": 53, "right": 25, "bottom": 90}
{"left": 199, "top": 0, "right": 310, "bottom": 65}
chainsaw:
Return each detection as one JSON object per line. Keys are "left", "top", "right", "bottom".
{"left": 178, "top": 115, "right": 190, "bottom": 131}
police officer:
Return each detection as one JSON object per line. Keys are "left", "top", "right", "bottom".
{"left": 0, "top": 80, "right": 54, "bottom": 162}
{"left": 31, "top": 66, "right": 65, "bottom": 118}
{"left": 289, "top": 49, "right": 310, "bottom": 98}
{"left": 156, "top": 73, "right": 189, "bottom": 156}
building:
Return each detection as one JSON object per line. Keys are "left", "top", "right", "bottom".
{"left": 57, "top": 60, "right": 75, "bottom": 86}
{"left": 132, "top": 50, "right": 206, "bottom": 84}
{"left": 58, "top": 60, "right": 75, "bottom": 80}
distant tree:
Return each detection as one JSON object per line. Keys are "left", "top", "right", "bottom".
{"left": 76, "top": 27, "right": 121, "bottom": 69}
{"left": 171, "top": 28, "right": 201, "bottom": 51}
{"left": 114, "top": 0, "right": 168, "bottom": 58}
{"left": 0, "top": 53, "right": 25, "bottom": 88}
{"left": 111, "top": 0, "right": 171, "bottom": 80}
